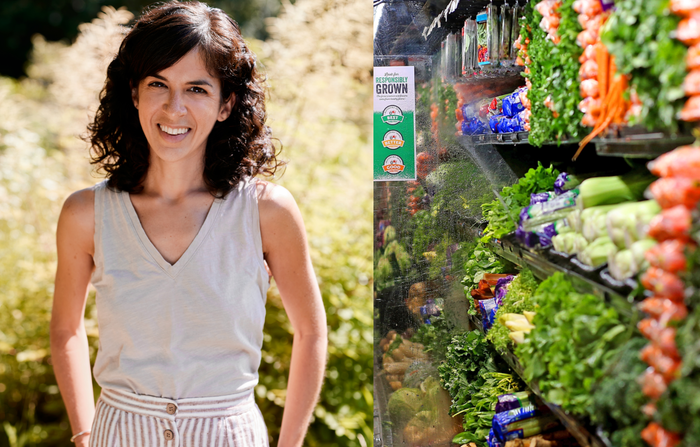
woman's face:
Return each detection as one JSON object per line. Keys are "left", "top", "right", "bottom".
{"left": 131, "top": 48, "right": 233, "bottom": 165}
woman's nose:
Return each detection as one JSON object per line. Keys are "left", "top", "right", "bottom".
{"left": 163, "top": 91, "right": 187, "bottom": 117}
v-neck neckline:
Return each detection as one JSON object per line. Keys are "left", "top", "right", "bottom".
{"left": 120, "top": 190, "right": 223, "bottom": 278}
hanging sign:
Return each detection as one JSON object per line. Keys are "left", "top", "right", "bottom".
{"left": 374, "top": 66, "right": 416, "bottom": 181}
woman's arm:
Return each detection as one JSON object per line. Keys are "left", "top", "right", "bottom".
{"left": 258, "top": 182, "right": 328, "bottom": 447}
{"left": 50, "top": 189, "right": 96, "bottom": 447}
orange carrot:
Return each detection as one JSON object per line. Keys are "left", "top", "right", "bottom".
{"left": 608, "top": 55, "right": 617, "bottom": 92}
{"left": 574, "top": 78, "right": 624, "bottom": 159}
{"left": 596, "top": 42, "right": 609, "bottom": 101}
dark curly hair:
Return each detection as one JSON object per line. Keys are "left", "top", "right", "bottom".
{"left": 88, "top": 0, "right": 282, "bottom": 196}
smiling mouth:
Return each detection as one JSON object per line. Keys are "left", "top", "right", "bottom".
{"left": 159, "top": 124, "right": 191, "bottom": 136}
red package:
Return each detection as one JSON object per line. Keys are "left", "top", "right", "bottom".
{"left": 645, "top": 240, "right": 690, "bottom": 273}
{"left": 579, "top": 43, "right": 597, "bottom": 63}
{"left": 684, "top": 68, "right": 700, "bottom": 96}
{"left": 656, "top": 326, "right": 681, "bottom": 358}
{"left": 648, "top": 145, "right": 700, "bottom": 178}
{"left": 641, "top": 422, "right": 682, "bottom": 447}
{"left": 647, "top": 206, "right": 692, "bottom": 242}
{"left": 578, "top": 13, "right": 591, "bottom": 30}
{"left": 677, "top": 12, "right": 700, "bottom": 46}
{"left": 573, "top": 0, "right": 602, "bottom": 16}
{"left": 577, "top": 29, "right": 598, "bottom": 48}
{"left": 688, "top": 43, "right": 700, "bottom": 70}
{"left": 642, "top": 402, "right": 658, "bottom": 418}
{"left": 581, "top": 112, "right": 597, "bottom": 127}
{"left": 670, "top": 0, "right": 700, "bottom": 16}
{"left": 641, "top": 367, "right": 668, "bottom": 399}
{"left": 641, "top": 267, "right": 685, "bottom": 300}
{"left": 580, "top": 79, "right": 600, "bottom": 98}
{"left": 578, "top": 96, "right": 602, "bottom": 115}
{"left": 650, "top": 177, "right": 700, "bottom": 209}
{"left": 639, "top": 320, "right": 681, "bottom": 357}
{"left": 680, "top": 94, "right": 700, "bottom": 121}
{"left": 580, "top": 59, "right": 599, "bottom": 80}
{"left": 640, "top": 344, "right": 682, "bottom": 381}
{"left": 639, "top": 297, "right": 688, "bottom": 323}
{"left": 639, "top": 318, "right": 661, "bottom": 340}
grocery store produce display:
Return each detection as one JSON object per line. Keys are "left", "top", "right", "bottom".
{"left": 374, "top": 0, "right": 700, "bottom": 446}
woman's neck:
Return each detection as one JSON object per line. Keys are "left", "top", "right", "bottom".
{"left": 140, "top": 153, "right": 209, "bottom": 200}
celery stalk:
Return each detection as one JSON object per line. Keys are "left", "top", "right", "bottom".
{"left": 576, "top": 173, "right": 655, "bottom": 209}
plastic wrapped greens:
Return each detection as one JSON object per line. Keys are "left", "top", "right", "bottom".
{"left": 492, "top": 405, "right": 560, "bottom": 442}
{"left": 521, "top": 190, "right": 579, "bottom": 231}
{"left": 494, "top": 391, "right": 535, "bottom": 413}
{"left": 487, "top": 3, "right": 500, "bottom": 67}
{"left": 554, "top": 172, "right": 583, "bottom": 195}
{"left": 510, "top": 2, "right": 522, "bottom": 60}
{"left": 445, "top": 32, "right": 461, "bottom": 80}
{"left": 500, "top": 4, "right": 513, "bottom": 63}
{"left": 462, "top": 19, "right": 478, "bottom": 76}
{"left": 476, "top": 11, "right": 490, "bottom": 66}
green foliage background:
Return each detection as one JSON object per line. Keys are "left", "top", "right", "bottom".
{"left": 0, "top": 1, "right": 372, "bottom": 446}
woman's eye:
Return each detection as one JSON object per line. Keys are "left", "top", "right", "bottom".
{"left": 190, "top": 87, "right": 207, "bottom": 94}
{"left": 149, "top": 81, "right": 165, "bottom": 88}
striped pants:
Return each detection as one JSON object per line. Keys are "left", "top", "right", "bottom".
{"left": 89, "top": 387, "right": 269, "bottom": 447}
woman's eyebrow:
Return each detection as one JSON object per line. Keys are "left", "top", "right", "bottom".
{"left": 150, "top": 74, "right": 214, "bottom": 88}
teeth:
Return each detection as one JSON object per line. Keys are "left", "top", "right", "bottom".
{"left": 160, "top": 124, "right": 189, "bottom": 135}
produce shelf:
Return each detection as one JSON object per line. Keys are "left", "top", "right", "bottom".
{"left": 593, "top": 127, "right": 695, "bottom": 158}
{"left": 467, "top": 313, "right": 612, "bottom": 447}
{"left": 423, "top": 0, "right": 522, "bottom": 39}
{"left": 489, "top": 234, "right": 640, "bottom": 320}
{"left": 468, "top": 131, "right": 531, "bottom": 145}
{"left": 462, "top": 128, "right": 693, "bottom": 158}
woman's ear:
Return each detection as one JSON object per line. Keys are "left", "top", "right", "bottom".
{"left": 131, "top": 85, "right": 139, "bottom": 109}
{"left": 217, "top": 94, "right": 235, "bottom": 122}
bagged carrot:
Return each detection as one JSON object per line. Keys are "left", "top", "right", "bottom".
{"left": 641, "top": 423, "right": 682, "bottom": 447}
{"left": 688, "top": 43, "right": 700, "bottom": 69}
{"left": 649, "top": 177, "right": 700, "bottom": 209}
{"left": 648, "top": 145, "right": 700, "bottom": 177}
{"left": 670, "top": 0, "right": 700, "bottom": 16}
{"left": 641, "top": 368, "right": 668, "bottom": 399}
{"left": 684, "top": 68, "right": 700, "bottom": 95}
{"left": 639, "top": 297, "right": 688, "bottom": 323}
{"left": 645, "top": 239, "right": 690, "bottom": 273}
{"left": 680, "top": 94, "right": 700, "bottom": 121}
{"left": 647, "top": 205, "right": 693, "bottom": 242}
{"left": 641, "top": 267, "right": 686, "bottom": 301}
{"left": 677, "top": 12, "right": 700, "bottom": 45}
{"left": 640, "top": 344, "right": 682, "bottom": 380}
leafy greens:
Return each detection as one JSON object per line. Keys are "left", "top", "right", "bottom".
{"left": 481, "top": 163, "right": 560, "bottom": 241}
{"left": 515, "top": 272, "right": 630, "bottom": 415}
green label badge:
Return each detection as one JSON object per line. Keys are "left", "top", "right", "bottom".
{"left": 374, "top": 66, "right": 416, "bottom": 181}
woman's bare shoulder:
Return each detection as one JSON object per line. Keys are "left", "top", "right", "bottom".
{"left": 255, "top": 179, "right": 296, "bottom": 211}
{"left": 57, "top": 187, "right": 96, "bottom": 255}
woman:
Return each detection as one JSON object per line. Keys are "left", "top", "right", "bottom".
{"left": 49, "top": 2, "right": 327, "bottom": 446}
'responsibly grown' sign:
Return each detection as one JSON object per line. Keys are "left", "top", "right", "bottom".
{"left": 373, "top": 66, "right": 416, "bottom": 181}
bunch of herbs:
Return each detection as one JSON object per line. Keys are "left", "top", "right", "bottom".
{"left": 487, "top": 269, "right": 540, "bottom": 352}
{"left": 438, "top": 331, "right": 521, "bottom": 446}
{"left": 515, "top": 272, "right": 630, "bottom": 415}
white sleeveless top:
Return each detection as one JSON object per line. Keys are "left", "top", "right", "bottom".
{"left": 90, "top": 178, "right": 269, "bottom": 399}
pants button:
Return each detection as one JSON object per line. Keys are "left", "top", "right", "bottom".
{"left": 164, "top": 429, "right": 174, "bottom": 441}
{"left": 166, "top": 403, "right": 177, "bottom": 414}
